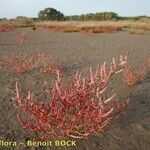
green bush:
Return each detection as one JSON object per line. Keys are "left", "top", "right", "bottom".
{"left": 66, "top": 12, "right": 119, "bottom": 21}
{"left": 38, "top": 8, "right": 64, "bottom": 21}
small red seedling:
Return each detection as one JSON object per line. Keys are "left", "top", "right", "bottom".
{"left": 16, "top": 33, "right": 28, "bottom": 44}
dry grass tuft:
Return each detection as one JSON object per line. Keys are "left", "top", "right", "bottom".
{"left": 123, "top": 56, "right": 150, "bottom": 86}
{"left": 39, "top": 23, "right": 122, "bottom": 34}
{"left": 123, "top": 65, "right": 140, "bottom": 86}
{"left": 129, "top": 29, "right": 145, "bottom": 35}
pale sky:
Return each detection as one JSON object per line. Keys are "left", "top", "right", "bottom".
{"left": 0, "top": 0, "right": 150, "bottom": 18}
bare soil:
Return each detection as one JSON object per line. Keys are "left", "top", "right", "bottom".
{"left": 0, "top": 27, "right": 150, "bottom": 150}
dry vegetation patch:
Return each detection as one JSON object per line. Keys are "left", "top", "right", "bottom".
{"left": 38, "top": 23, "right": 122, "bottom": 33}
{"left": 0, "top": 53, "right": 40, "bottom": 74}
{"left": 123, "top": 56, "right": 150, "bottom": 86}
{"left": 35, "top": 20, "right": 150, "bottom": 34}
{"left": 0, "top": 52, "right": 66, "bottom": 76}
{"left": 0, "top": 25, "right": 16, "bottom": 32}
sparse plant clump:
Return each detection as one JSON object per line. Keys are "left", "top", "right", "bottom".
{"left": 78, "top": 27, "right": 94, "bottom": 33}
{"left": 0, "top": 25, "right": 16, "bottom": 32}
{"left": 15, "top": 55, "right": 128, "bottom": 140}
{"left": 129, "top": 23, "right": 150, "bottom": 35}
{"left": 44, "top": 24, "right": 77, "bottom": 32}
{"left": 41, "top": 61, "right": 65, "bottom": 77}
{"left": 79, "top": 26, "right": 121, "bottom": 33}
{"left": 122, "top": 65, "right": 140, "bottom": 86}
{"left": 123, "top": 56, "right": 150, "bottom": 86}
{"left": 1, "top": 53, "right": 40, "bottom": 74}
{"left": 44, "top": 25, "right": 122, "bottom": 33}
{"left": 16, "top": 33, "right": 28, "bottom": 44}
{"left": 129, "top": 29, "right": 145, "bottom": 35}
{"left": 64, "top": 28, "right": 79, "bottom": 33}
{"left": 14, "top": 16, "right": 34, "bottom": 27}
{"left": 37, "top": 52, "right": 66, "bottom": 77}
{"left": 1, "top": 52, "right": 66, "bottom": 76}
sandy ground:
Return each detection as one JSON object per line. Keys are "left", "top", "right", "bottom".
{"left": 0, "top": 28, "right": 150, "bottom": 150}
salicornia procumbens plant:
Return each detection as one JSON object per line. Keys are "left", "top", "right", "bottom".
{"left": 15, "top": 54, "right": 128, "bottom": 140}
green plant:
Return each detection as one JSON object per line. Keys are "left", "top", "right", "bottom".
{"left": 38, "top": 8, "right": 64, "bottom": 21}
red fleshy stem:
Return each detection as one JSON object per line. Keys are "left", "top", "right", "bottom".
{"left": 15, "top": 54, "right": 129, "bottom": 140}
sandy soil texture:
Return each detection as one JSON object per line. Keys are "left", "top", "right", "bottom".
{"left": 0, "top": 28, "right": 150, "bottom": 150}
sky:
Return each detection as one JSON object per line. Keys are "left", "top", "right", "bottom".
{"left": 0, "top": 0, "right": 150, "bottom": 19}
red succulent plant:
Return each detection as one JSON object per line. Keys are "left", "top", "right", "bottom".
{"left": 16, "top": 33, "right": 28, "bottom": 44}
{"left": 15, "top": 55, "right": 128, "bottom": 140}
{"left": 0, "top": 25, "right": 16, "bottom": 32}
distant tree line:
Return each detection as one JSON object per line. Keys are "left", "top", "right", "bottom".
{"left": 65, "top": 12, "right": 119, "bottom": 21}
{"left": 119, "top": 16, "right": 150, "bottom": 21}
{"left": 38, "top": 8, "right": 120, "bottom": 21}
{"left": 37, "top": 7, "right": 150, "bottom": 21}
{"left": 1, "top": 7, "right": 149, "bottom": 22}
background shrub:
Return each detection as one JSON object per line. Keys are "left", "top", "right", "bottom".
{"left": 38, "top": 8, "right": 64, "bottom": 21}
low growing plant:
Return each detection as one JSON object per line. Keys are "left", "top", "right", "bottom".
{"left": 41, "top": 61, "right": 65, "bottom": 77}
{"left": 16, "top": 33, "right": 28, "bottom": 44}
{"left": 129, "top": 29, "right": 145, "bottom": 35}
{"left": 80, "top": 26, "right": 121, "bottom": 33}
{"left": 15, "top": 55, "right": 128, "bottom": 140}
{"left": 1, "top": 52, "right": 66, "bottom": 76}
{"left": 123, "top": 55, "right": 150, "bottom": 86}
{"left": 122, "top": 65, "right": 140, "bottom": 86}
{"left": 1, "top": 53, "right": 40, "bottom": 74}
{"left": 42, "top": 24, "right": 122, "bottom": 34}
{"left": 0, "top": 25, "right": 16, "bottom": 32}
{"left": 37, "top": 52, "right": 66, "bottom": 77}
